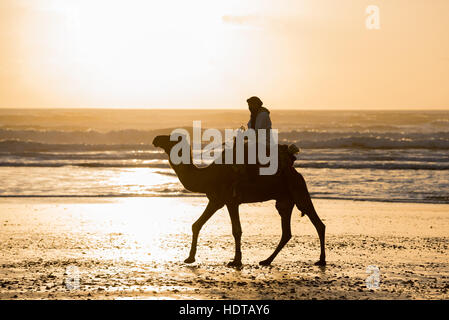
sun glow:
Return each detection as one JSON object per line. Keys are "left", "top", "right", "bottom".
{"left": 2, "top": 0, "right": 449, "bottom": 109}
{"left": 20, "top": 1, "right": 239, "bottom": 106}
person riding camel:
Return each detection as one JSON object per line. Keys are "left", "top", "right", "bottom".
{"left": 246, "top": 96, "right": 272, "bottom": 178}
{"left": 231, "top": 96, "right": 299, "bottom": 199}
{"left": 244, "top": 96, "right": 298, "bottom": 175}
{"left": 246, "top": 96, "right": 272, "bottom": 137}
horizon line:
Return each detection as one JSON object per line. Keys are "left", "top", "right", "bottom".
{"left": 1, "top": 107, "right": 449, "bottom": 111}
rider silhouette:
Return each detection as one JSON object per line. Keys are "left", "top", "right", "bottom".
{"left": 232, "top": 96, "right": 299, "bottom": 201}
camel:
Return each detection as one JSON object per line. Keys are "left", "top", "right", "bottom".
{"left": 152, "top": 135, "right": 326, "bottom": 267}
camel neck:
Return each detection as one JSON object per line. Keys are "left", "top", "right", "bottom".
{"left": 169, "top": 161, "right": 207, "bottom": 193}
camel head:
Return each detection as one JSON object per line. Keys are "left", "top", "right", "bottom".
{"left": 152, "top": 135, "right": 181, "bottom": 154}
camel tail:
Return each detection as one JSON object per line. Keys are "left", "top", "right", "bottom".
{"left": 289, "top": 169, "right": 317, "bottom": 217}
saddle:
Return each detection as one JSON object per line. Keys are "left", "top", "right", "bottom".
{"left": 230, "top": 143, "right": 300, "bottom": 199}
{"left": 230, "top": 143, "right": 299, "bottom": 177}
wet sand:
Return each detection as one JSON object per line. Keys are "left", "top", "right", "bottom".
{"left": 0, "top": 197, "right": 448, "bottom": 300}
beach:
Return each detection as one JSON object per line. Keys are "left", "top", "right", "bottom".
{"left": 1, "top": 197, "right": 447, "bottom": 300}
{"left": 1, "top": 109, "right": 448, "bottom": 300}
{"left": 1, "top": 0, "right": 449, "bottom": 304}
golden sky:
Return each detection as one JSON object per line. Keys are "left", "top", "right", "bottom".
{"left": 0, "top": 0, "right": 448, "bottom": 109}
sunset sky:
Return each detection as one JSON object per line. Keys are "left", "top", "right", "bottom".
{"left": 0, "top": 0, "right": 448, "bottom": 109}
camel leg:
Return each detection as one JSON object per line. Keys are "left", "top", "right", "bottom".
{"left": 259, "top": 200, "right": 294, "bottom": 266}
{"left": 305, "top": 207, "right": 326, "bottom": 266}
{"left": 185, "top": 201, "right": 223, "bottom": 264}
{"left": 226, "top": 204, "right": 243, "bottom": 268}
{"left": 287, "top": 168, "right": 326, "bottom": 266}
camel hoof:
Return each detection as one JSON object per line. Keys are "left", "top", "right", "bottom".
{"left": 259, "top": 259, "right": 272, "bottom": 266}
{"left": 184, "top": 257, "right": 195, "bottom": 264}
{"left": 314, "top": 260, "right": 326, "bottom": 266}
{"left": 227, "top": 260, "right": 242, "bottom": 268}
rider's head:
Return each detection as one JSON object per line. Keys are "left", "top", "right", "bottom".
{"left": 247, "top": 96, "right": 263, "bottom": 113}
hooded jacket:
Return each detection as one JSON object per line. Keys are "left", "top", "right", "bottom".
{"left": 247, "top": 106, "right": 272, "bottom": 130}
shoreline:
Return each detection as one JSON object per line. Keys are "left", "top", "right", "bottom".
{"left": 0, "top": 195, "right": 448, "bottom": 205}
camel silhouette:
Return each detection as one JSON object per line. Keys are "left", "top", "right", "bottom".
{"left": 152, "top": 135, "right": 326, "bottom": 267}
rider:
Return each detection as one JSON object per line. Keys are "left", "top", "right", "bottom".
{"left": 232, "top": 96, "right": 299, "bottom": 200}
{"left": 244, "top": 96, "right": 272, "bottom": 180}
{"left": 246, "top": 96, "right": 272, "bottom": 136}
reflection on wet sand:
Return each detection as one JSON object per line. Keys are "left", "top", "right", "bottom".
{"left": 0, "top": 197, "right": 448, "bottom": 299}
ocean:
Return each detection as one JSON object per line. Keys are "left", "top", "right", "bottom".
{"left": 0, "top": 109, "right": 448, "bottom": 203}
